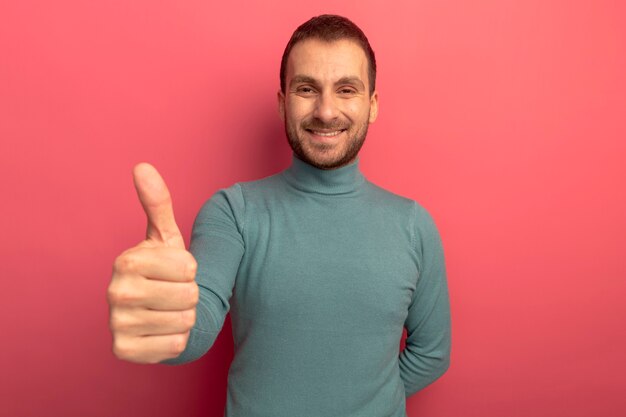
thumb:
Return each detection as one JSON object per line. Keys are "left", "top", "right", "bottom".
{"left": 132, "top": 163, "right": 185, "bottom": 248}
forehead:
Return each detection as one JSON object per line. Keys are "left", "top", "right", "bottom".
{"left": 286, "top": 39, "right": 369, "bottom": 86}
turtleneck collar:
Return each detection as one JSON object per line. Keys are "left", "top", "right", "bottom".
{"left": 282, "top": 154, "right": 365, "bottom": 195}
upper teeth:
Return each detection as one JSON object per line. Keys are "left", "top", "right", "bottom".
{"left": 313, "top": 130, "right": 342, "bottom": 137}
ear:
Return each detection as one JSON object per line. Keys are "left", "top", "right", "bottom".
{"left": 277, "top": 90, "right": 285, "bottom": 122}
{"left": 368, "top": 91, "right": 379, "bottom": 123}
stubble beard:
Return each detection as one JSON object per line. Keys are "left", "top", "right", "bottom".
{"left": 284, "top": 118, "right": 369, "bottom": 170}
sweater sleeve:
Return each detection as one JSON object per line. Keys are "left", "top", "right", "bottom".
{"left": 162, "top": 185, "right": 246, "bottom": 365}
{"left": 398, "top": 202, "right": 451, "bottom": 396}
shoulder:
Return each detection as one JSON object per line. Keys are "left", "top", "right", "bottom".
{"left": 236, "top": 171, "right": 285, "bottom": 198}
{"left": 363, "top": 180, "right": 436, "bottom": 229}
{"left": 364, "top": 179, "right": 442, "bottom": 250}
{"left": 195, "top": 172, "right": 284, "bottom": 226}
{"left": 196, "top": 182, "right": 244, "bottom": 221}
{"left": 363, "top": 180, "right": 417, "bottom": 215}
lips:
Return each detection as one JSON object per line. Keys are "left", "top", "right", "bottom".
{"left": 308, "top": 129, "right": 345, "bottom": 137}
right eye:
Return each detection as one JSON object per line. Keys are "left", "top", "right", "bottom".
{"left": 296, "top": 86, "right": 316, "bottom": 95}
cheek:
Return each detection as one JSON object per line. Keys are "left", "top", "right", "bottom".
{"left": 345, "top": 102, "right": 370, "bottom": 122}
{"left": 286, "top": 100, "right": 309, "bottom": 122}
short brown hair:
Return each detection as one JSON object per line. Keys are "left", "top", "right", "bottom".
{"left": 280, "top": 14, "right": 377, "bottom": 95}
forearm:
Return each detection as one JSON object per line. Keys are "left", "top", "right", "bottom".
{"left": 399, "top": 332, "right": 451, "bottom": 396}
{"left": 161, "top": 292, "right": 226, "bottom": 365}
{"left": 161, "top": 187, "right": 245, "bottom": 365}
{"left": 401, "top": 202, "right": 452, "bottom": 396}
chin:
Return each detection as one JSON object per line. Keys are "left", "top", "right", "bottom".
{"left": 285, "top": 125, "right": 364, "bottom": 170}
{"left": 301, "top": 149, "right": 355, "bottom": 170}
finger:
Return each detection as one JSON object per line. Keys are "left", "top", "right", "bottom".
{"left": 133, "top": 163, "right": 185, "bottom": 248}
{"left": 112, "top": 307, "right": 196, "bottom": 336}
{"left": 135, "top": 279, "right": 199, "bottom": 311}
{"left": 113, "top": 332, "right": 190, "bottom": 364}
{"left": 114, "top": 246, "right": 197, "bottom": 282}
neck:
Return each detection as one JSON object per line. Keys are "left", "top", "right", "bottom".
{"left": 282, "top": 154, "right": 365, "bottom": 195}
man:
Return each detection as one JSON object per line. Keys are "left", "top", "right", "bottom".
{"left": 108, "top": 14, "right": 451, "bottom": 417}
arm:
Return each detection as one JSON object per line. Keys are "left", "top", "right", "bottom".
{"left": 398, "top": 203, "right": 451, "bottom": 396}
{"left": 163, "top": 185, "right": 245, "bottom": 364}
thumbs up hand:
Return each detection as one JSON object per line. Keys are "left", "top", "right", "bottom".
{"left": 107, "top": 163, "right": 199, "bottom": 364}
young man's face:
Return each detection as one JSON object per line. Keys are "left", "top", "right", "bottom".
{"left": 279, "top": 38, "right": 378, "bottom": 170}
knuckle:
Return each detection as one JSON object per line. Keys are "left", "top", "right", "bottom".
{"left": 112, "top": 337, "right": 134, "bottom": 360}
{"left": 106, "top": 284, "right": 116, "bottom": 305}
{"left": 187, "top": 283, "right": 199, "bottom": 307}
{"left": 107, "top": 283, "right": 140, "bottom": 307}
{"left": 110, "top": 311, "right": 133, "bottom": 332}
{"left": 185, "top": 256, "right": 198, "bottom": 281}
{"left": 109, "top": 312, "right": 122, "bottom": 331}
{"left": 181, "top": 309, "right": 196, "bottom": 330}
{"left": 170, "top": 334, "right": 188, "bottom": 355}
{"left": 106, "top": 283, "right": 122, "bottom": 306}
{"left": 113, "top": 251, "right": 137, "bottom": 274}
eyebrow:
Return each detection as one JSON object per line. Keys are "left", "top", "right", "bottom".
{"left": 290, "top": 75, "right": 366, "bottom": 91}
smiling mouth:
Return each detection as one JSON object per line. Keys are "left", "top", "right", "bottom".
{"left": 306, "top": 129, "right": 347, "bottom": 137}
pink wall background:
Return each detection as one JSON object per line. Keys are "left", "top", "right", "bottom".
{"left": 1, "top": 1, "right": 624, "bottom": 416}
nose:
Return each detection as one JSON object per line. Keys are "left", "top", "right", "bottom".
{"left": 313, "top": 91, "right": 340, "bottom": 123}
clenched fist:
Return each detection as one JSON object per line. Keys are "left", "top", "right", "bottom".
{"left": 107, "top": 163, "right": 198, "bottom": 364}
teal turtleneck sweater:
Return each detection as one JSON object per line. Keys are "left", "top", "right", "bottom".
{"left": 167, "top": 155, "right": 451, "bottom": 417}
